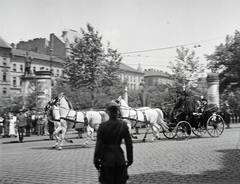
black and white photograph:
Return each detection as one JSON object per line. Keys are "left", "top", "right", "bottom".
{"left": 0, "top": 0, "right": 240, "bottom": 183}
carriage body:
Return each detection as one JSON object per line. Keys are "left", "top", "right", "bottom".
{"left": 163, "top": 104, "right": 225, "bottom": 140}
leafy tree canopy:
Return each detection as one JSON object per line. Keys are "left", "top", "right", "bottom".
{"left": 168, "top": 46, "right": 204, "bottom": 92}
{"left": 205, "top": 30, "right": 240, "bottom": 93}
{"left": 62, "top": 23, "right": 123, "bottom": 107}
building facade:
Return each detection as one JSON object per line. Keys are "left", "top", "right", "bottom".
{"left": 144, "top": 68, "right": 173, "bottom": 86}
{"left": 0, "top": 37, "right": 12, "bottom": 97}
{"left": 0, "top": 34, "right": 144, "bottom": 99}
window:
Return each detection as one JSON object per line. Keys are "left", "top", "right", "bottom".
{"left": 3, "top": 72, "right": 6, "bottom": 81}
{"left": 3, "top": 88, "right": 7, "bottom": 95}
{"left": 57, "top": 70, "right": 59, "bottom": 76}
{"left": 20, "top": 65, "right": 23, "bottom": 72}
{"left": 13, "top": 64, "right": 16, "bottom": 72}
{"left": 13, "top": 77, "right": 16, "bottom": 86}
{"left": 33, "top": 66, "right": 36, "bottom": 72}
{"left": 3, "top": 61, "right": 7, "bottom": 66}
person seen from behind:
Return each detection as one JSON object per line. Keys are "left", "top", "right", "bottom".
{"left": 94, "top": 101, "right": 133, "bottom": 184}
{"left": 16, "top": 109, "right": 27, "bottom": 143}
{"left": 223, "top": 100, "right": 233, "bottom": 129}
{"left": 37, "top": 111, "right": 44, "bottom": 136}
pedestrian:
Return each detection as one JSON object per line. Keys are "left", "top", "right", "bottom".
{"left": 37, "top": 111, "right": 44, "bottom": 136}
{"left": 31, "top": 110, "right": 37, "bottom": 135}
{"left": 43, "top": 112, "right": 49, "bottom": 136}
{"left": 94, "top": 101, "right": 133, "bottom": 184}
{"left": 46, "top": 108, "right": 55, "bottom": 140}
{"left": 25, "top": 110, "right": 31, "bottom": 136}
{"left": 223, "top": 100, "right": 233, "bottom": 129}
{"left": 16, "top": 109, "right": 27, "bottom": 143}
{"left": 3, "top": 113, "right": 9, "bottom": 138}
{"left": 8, "top": 112, "right": 17, "bottom": 137}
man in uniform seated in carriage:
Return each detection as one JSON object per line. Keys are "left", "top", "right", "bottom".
{"left": 193, "top": 98, "right": 215, "bottom": 128}
{"left": 168, "top": 90, "right": 193, "bottom": 126}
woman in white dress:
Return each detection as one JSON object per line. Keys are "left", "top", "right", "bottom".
{"left": 9, "top": 112, "right": 17, "bottom": 137}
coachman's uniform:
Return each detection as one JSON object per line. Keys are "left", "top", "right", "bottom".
{"left": 94, "top": 101, "right": 133, "bottom": 184}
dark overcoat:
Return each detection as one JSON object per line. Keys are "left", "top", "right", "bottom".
{"left": 94, "top": 118, "right": 133, "bottom": 167}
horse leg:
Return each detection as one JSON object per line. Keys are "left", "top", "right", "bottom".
{"left": 125, "top": 120, "right": 137, "bottom": 139}
{"left": 84, "top": 126, "right": 92, "bottom": 146}
{"left": 151, "top": 123, "right": 161, "bottom": 142}
{"left": 53, "top": 127, "right": 62, "bottom": 148}
{"left": 90, "top": 125, "right": 97, "bottom": 141}
{"left": 151, "top": 124, "right": 156, "bottom": 142}
{"left": 58, "top": 130, "right": 64, "bottom": 150}
{"left": 142, "top": 124, "right": 150, "bottom": 142}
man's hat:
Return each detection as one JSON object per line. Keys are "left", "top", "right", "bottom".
{"left": 202, "top": 98, "right": 207, "bottom": 102}
{"left": 106, "top": 101, "right": 119, "bottom": 115}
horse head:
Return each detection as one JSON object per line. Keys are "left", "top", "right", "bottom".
{"left": 115, "top": 96, "right": 129, "bottom": 108}
{"left": 56, "top": 92, "right": 74, "bottom": 110}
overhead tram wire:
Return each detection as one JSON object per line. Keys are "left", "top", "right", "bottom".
{"left": 121, "top": 35, "right": 226, "bottom": 55}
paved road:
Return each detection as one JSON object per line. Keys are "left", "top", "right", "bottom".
{"left": 1, "top": 124, "right": 240, "bottom": 184}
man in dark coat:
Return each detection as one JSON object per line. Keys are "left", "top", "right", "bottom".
{"left": 223, "top": 100, "right": 233, "bottom": 129}
{"left": 94, "top": 101, "right": 133, "bottom": 184}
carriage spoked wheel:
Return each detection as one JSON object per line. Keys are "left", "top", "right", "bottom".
{"left": 162, "top": 124, "right": 177, "bottom": 139}
{"left": 206, "top": 114, "right": 225, "bottom": 137}
{"left": 175, "top": 121, "right": 191, "bottom": 140}
{"left": 192, "top": 122, "right": 207, "bottom": 137}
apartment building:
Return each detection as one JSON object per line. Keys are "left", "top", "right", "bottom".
{"left": 0, "top": 33, "right": 144, "bottom": 99}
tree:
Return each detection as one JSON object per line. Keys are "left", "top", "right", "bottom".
{"left": 63, "top": 23, "right": 123, "bottom": 107}
{"left": 205, "top": 30, "right": 240, "bottom": 93}
{"left": 168, "top": 46, "right": 204, "bottom": 92}
{"left": 0, "top": 95, "right": 23, "bottom": 115}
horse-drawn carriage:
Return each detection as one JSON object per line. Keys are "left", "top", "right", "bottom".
{"left": 162, "top": 103, "right": 225, "bottom": 140}
{"left": 44, "top": 92, "right": 225, "bottom": 150}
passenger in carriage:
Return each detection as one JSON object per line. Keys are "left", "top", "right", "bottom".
{"left": 197, "top": 98, "right": 209, "bottom": 127}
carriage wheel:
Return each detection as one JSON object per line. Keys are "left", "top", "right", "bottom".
{"left": 192, "top": 123, "right": 207, "bottom": 137}
{"left": 176, "top": 121, "right": 191, "bottom": 140}
{"left": 162, "top": 125, "right": 177, "bottom": 139}
{"left": 206, "top": 114, "right": 225, "bottom": 137}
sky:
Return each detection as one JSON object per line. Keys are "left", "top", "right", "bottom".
{"left": 1, "top": 0, "right": 240, "bottom": 75}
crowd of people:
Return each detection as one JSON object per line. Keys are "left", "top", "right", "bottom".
{"left": 0, "top": 109, "right": 50, "bottom": 142}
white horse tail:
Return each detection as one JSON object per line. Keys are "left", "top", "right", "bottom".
{"left": 155, "top": 108, "right": 168, "bottom": 131}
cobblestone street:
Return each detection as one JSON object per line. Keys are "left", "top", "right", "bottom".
{"left": 1, "top": 124, "right": 240, "bottom": 184}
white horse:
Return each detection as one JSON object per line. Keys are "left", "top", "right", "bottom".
{"left": 45, "top": 101, "right": 76, "bottom": 150}
{"left": 54, "top": 92, "right": 109, "bottom": 148}
{"left": 115, "top": 96, "right": 168, "bottom": 142}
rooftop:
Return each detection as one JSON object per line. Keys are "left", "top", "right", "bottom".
{"left": 120, "top": 63, "right": 144, "bottom": 74}
{"left": 0, "top": 36, "right": 12, "bottom": 49}
{"left": 12, "top": 49, "right": 65, "bottom": 64}
{"left": 144, "top": 68, "right": 171, "bottom": 78}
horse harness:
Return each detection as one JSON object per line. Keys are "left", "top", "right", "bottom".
{"left": 120, "top": 107, "right": 149, "bottom": 128}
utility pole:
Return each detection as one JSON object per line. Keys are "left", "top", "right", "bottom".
{"left": 50, "top": 48, "right": 53, "bottom": 73}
